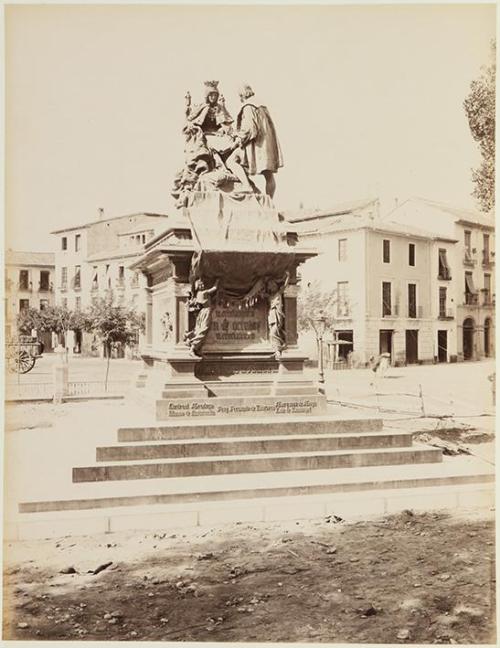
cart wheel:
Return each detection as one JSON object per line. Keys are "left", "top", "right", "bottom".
{"left": 17, "top": 350, "right": 36, "bottom": 374}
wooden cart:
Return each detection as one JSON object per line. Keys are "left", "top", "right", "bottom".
{"left": 6, "top": 335, "right": 43, "bottom": 374}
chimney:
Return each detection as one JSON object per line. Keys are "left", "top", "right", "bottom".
{"left": 98, "top": 207, "right": 104, "bottom": 220}
{"left": 394, "top": 197, "right": 399, "bottom": 210}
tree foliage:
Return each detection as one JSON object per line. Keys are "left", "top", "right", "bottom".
{"left": 82, "top": 292, "right": 145, "bottom": 355}
{"left": 464, "top": 41, "right": 495, "bottom": 212}
{"left": 16, "top": 305, "right": 86, "bottom": 337}
{"left": 296, "top": 280, "right": 344, "bottom": 333}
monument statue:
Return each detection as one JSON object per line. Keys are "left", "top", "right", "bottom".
{"left": 184, "top": 277, "right": 220, "bottom": 356}
{"left": 227, "top": 84, "right": 283, "bottom": 199}
{"left": 265, "top": 271, "right": 289, "bottom": 358}
{"left": 172, "top": 81, "right": 283, "bottom": 207}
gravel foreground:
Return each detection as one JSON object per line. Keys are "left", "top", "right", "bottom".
{"left": 2, "top": 508, "right": 496, "bottom": 644}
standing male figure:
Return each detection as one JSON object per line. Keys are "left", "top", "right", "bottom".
{"left": 227, "top": 84, "right": 283, "bottom": 198}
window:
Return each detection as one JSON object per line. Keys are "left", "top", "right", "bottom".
{"left": 61, "top": 298, "right": 68, "bottom": 309}
{"left": 408, "top": 243, "right": 415, "bottom": 267}
{"left": 19, "top": 270, "right": 29, "bottom": 290}
{"left": 19, "top": 299, "right": 29, "bottom": 312}
{"left": 439, "top": 287, "right": 447, "bottom": 318}
{"left": 61, "top": 267, "right": 68, "bottom": 288}
{"left": 483, "top": 234, "right": 491, "bottom": 264}
{"left": 119, "top": 266, "right": 125, "bottom": 279}
{"left": 40, "top": 299, "right": 49, "bottom": 311}
{"left": 75, "top": 296, "right": 81, "bottom": 311}
{"left": 92, "top": 266, "right": 98, "bottom": 290}
{"left": 75, "top": 234, "right": 81, "bottom": 252}
{"left": 73, "top": 266, "right": 81, "bottom": 289}
{"left": 382, "top": 282, "right": 392, "bottom": 316}
{"left": 484, "top": 273, "right": 492, "bottom": 304}
{"left": 438, "top": 248, "right": 451, "bottom": 280}
{"left": 464, "top": 230, "right": 471, "bottom": 253}
{"left": 383, "top": 239, "right": 390, "bottom": 263}
{"left": 408, "top": 283, "right": 417, "bottom": 318}
{"left": 465, "top": 271, "right": 477, "bottom": 305}
{"left": 142, "top": 234, "right": 146, "bottom": 244}
{"left": 62, "top": 236, "right": 67, "bottom": 250}
{"left": 336, "top": 281, "right": 349, "bottom": 317}
{"left": 39, "top": 270, "right": 50, "bottom": 291}
{"left": 338, "top": 239, "right": 347, "bottom": 262}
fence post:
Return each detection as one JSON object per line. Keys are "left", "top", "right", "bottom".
{"left": 53, "top": 344, "right": 69, "bottom": 404}
{"left": 418, "top": 383, "right": 426, "bottom": 417}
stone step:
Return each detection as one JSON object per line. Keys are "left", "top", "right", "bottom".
{"left": 118, "top": 415, "right": 383, "bottom": 442}
{"left": 16, "top": 456, "right": 493, "bottom": 516}
{"left": 96, "top": 430, "right": 413, "bottom": 462}
{"left": 73, "top": 446, "right": 442, "bottom": 483}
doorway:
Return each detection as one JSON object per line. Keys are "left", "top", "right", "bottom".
{"left": 74, "top": 329, "right": 82, "bottom": 354}
{"left": 462, "top": 318, "right": 475, "bottom": 360}
{"left": 437, "top": 330, "right": 447, "bottom": 363}
{"left": 484, "top": 318, "right": 492, "bottom": 357}
{"left": 379, "top": 330, "right": 393, "bottom": 360}
{"left": 405, "top": 329, "right": 419, "bottom": 364}
{"left": 335, "top": 330, "right": 353, "bottom": 361}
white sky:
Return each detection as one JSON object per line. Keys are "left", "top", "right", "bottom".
{"left": 5, "top": 3, "right": 496, "bottom": 252}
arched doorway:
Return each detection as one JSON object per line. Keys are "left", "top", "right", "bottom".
{"left": 462, "top": 318, "right": 475, "bottom": 360}
{"left": 484, "top": 318, "right": 492, "bottom": 357}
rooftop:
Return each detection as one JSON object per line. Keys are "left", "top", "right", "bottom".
{"left": 388, "top": 197, "right": 495, "bottom": 229}
{"left": 5, "top": 250, "right": 55, "bottom": 267}
{"left": 50, "top": 212, "right": 169, "bottom": 235}
{"left": 281, "top": 198, "right": 379, "bottom": 223}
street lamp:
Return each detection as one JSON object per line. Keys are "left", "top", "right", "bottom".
{"left": 311, "top": 311, "right": 328, "bottom": 392}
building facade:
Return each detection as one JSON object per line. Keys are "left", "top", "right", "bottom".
{"left": 51, "top": 211, "right": 169, "bottom": 355}
{"left": 285, "top": 198, "right": 471, "bottom": 366}
{"left": 5, "top": 250, "right": 55, "bottom": 349}
{"left": 388, "top": 198, "right": 495, "bottom": 361}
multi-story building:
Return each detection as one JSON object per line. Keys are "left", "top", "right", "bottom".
{"left": 5, "top": 250, "right": 55, "bottom": 349}
{"left": 51, "top": 211, "right": 169, "bottom": 354}
{"left": 387, "top": 198, "right": 495, "bottom": 360}
{"left": 284, "top": 199, "right": 461, "bottom": 365}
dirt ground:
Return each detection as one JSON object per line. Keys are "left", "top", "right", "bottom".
{"left": 3, "top": 509, "right": 495, "bottom": 644}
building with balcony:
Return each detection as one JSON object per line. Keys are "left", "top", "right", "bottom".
{"left": 284, "top": 199, "right": 451, "bottom": 366}
{"left": 51, "top": 211, "right": 169, "bottom": 355}
{"left": 388, "top": 198, "right": 495, "bottom": 360}
{"left": 5, "top": 250, "right": 55, "bottom": 349}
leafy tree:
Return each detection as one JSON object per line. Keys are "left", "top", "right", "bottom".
{"left": 16, "top": 307, "right": 45, "bottom": 335}
{"left": 16, "top": 305, "right": 86, "bottom": 346}
{"left": 464, "top": 41, "right": 495, "bottom": 212}
{"left": 296, "top": 280, "right": 345, "bottom": 333}
{"left": 82, "top": 292, "right": 145, "bottom": 389}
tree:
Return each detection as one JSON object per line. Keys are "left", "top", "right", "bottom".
{"left": 296, "top": 280, "right": 344, "bottom": 333}
{"left": 16, "top": 305, "right": 86, "bottom": 347}
{"left": 82, "top": 293, "right": 145, "bottom": 389}
{"left": 16, "top": 308, "right": 45, "bottom": 335}
{"left": 464, "top": 41, "right": 495, "bottom": 212}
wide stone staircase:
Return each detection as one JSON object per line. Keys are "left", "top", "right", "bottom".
{"left": 71, "top": 417, "right": 440, "bottom": 484}
{"left": 10, "top": 412, "right": 494, "bottom": 540}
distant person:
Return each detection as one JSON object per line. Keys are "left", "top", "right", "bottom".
{"left": 369, "top": 353, "right": 391, "bottom": 386}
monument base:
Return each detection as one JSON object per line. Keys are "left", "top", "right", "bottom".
{"left": 157, "top": 394, "right": 327, "bottom": 421}
{"left": 150, "top": 348, "right": 326, "bottom": 420}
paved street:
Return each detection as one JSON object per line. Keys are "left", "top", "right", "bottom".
{"left": 6, "top": 354, "right": 141, "bottom": 385}
{"left": 7, "top": 353, "right": 495, "bottom": 420}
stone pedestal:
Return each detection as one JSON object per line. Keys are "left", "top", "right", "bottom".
{"left": 130, "top": 191, "right": 323, "bottom": 419}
